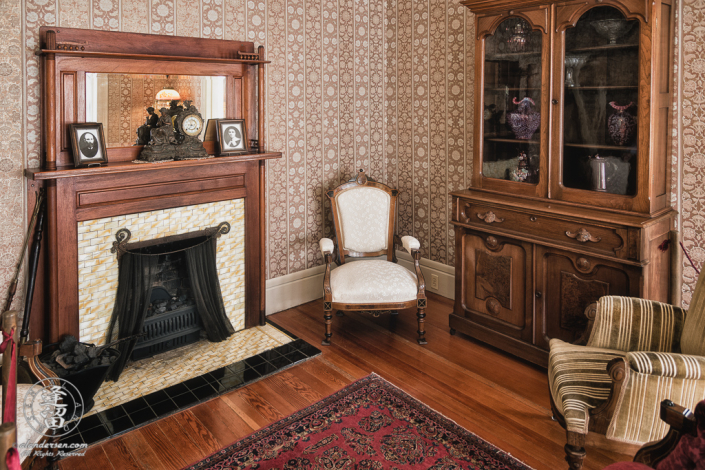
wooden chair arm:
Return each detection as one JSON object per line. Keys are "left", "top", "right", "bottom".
{"left": 323, "top": 253, "right": 333, "bottom": 301}
{"left": 659, "top": 400, "right": 697, "bottom": 436}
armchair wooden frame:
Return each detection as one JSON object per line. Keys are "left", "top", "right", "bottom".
{"left": 321, "top": 170, "right": 427, "bottom": 346}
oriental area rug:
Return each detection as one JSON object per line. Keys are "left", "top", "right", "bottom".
{"left": 185, "top": 373, "right": 533, "bottom": 470}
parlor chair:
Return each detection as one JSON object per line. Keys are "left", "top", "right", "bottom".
{"left": 548, "top": 270, "right": 705, "bottom": 470}
{"left": 318, "top": 170, "right": 427, "bottom": 346}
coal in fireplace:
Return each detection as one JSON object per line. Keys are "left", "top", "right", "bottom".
{"left": 107, "top": 222, "right": 235, "bottom": 381}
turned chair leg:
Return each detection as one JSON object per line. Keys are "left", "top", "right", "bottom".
{"left": 564, "top": 431, "right": 586, "bottom": 470}
{"left": 322, "top": 304, "right": 333, "bottom": 346}
{"left": 416, "top": 307, "right": 427, "bottom": 345}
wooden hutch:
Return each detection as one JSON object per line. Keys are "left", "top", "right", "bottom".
{"left": 25, "top": 28, "right": 280, "bottom": 343}
{"left": 451, "top": 0, "right": 677, "bottom": 366}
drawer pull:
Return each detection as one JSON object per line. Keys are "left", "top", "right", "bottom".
{"left": 477, "top": 211, "right": 504, "bottom": 224}
{"left": 530, "top": 216, "right": 537, "bottom": 222}
{"left": 565, "top": 228, "right": 602, "bottom": 243}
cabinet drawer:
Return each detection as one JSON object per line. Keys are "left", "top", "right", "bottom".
{"left": 456, "top": 200, "right": 629, "bottom": 259}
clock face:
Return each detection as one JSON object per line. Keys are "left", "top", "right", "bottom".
{"left": 181, "top": 114, "right": 203, "bottom": 137}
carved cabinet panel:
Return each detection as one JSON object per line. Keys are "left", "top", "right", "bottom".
{"left": 450, "top": 191, "right": 675, "bottom": 367}
{"left": 534, "top": 247, "right": 641, "bottom": 349}
{"left": 459, "top": 229, "right": 532, "bottom": 341}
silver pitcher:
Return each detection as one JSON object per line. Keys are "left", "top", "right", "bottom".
{"left": 589, "top": 155, "right": 613, "bottom": 192}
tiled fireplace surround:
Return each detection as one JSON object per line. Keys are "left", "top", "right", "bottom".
{"left": 71, "top": 198, "right": 296, "bottom": 414}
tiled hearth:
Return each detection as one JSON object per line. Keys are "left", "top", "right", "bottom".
{"left": 62, "top": 323, "right": 320, "bottom": 447}
{"left": 88, "top": 323, "right": 293, "bottom": 415}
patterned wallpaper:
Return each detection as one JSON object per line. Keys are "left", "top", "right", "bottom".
{"left": 0, "top": 0, "right": 702, "bottom": 310}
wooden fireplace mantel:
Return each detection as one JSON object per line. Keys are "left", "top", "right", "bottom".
{"left": 27, "top": 28, "right": 281, "bottom": 344}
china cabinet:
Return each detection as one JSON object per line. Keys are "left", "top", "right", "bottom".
{"left": 451, "top": 0, "right": 676, "bottom": 366}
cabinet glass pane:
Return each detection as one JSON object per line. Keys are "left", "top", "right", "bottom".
{"left": 482, "top": 18, "right": 542, "bottom": 184}
{"left": 562, "top": 6, "right": 639, "bottom": 195}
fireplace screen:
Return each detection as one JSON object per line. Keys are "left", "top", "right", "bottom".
{"left": 107, "top": 222, "right": 235, "bottom": 381}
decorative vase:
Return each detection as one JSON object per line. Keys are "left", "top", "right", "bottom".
{"left": 608, "top": 101, "right": 636, "bottom": 146}
{"left": 507, "top": 22, "right": 529, "bottom": 53}
{"left": 507, "top": 97, "right": 540, "bottom": 140}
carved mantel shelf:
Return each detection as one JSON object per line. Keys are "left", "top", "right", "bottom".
{"left": 25, "top": 152, "right": 281, "bottom": 181}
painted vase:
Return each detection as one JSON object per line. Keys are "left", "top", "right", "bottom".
{"left": 608, "top": 101, "right": 636, "bottom": 146}
{"left": 507, "top": 97, "right": 540, "bottom": 140}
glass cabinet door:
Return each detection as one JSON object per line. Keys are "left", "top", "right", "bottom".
{"left": 482, "top": 17, "right": 543, "bottom": 186}
{"left": 561, "top": 6, "right": 639, "bottom": 196}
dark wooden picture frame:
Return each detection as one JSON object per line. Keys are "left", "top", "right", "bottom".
{"left": 69, "top": 123, "right": 108, "bottom": 167}
{"left": 217, "top": 119, "right": 249, "bottom": 155}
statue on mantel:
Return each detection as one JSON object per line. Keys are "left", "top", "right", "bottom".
{"left": 137, "top": 100, "right": 208, "bottom": 162}
{"left": 135, "top": 107, "right": 159, "bottom": 145}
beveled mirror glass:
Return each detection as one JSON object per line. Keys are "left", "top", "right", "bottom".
{"left": 86, "top": 73, "right": 227, "bottom": 147}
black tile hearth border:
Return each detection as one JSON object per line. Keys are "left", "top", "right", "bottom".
{"left": 60, "top": 325, "right": 320, "bottom": 449}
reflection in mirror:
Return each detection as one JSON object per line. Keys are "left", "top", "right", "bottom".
{"left": 86, "top": 73, "right": 227, "bottom": 147}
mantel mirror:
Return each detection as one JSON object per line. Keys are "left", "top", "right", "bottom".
{"left": 39, "top": 26, "right": 266, "bottom": 170}
{"left": 85, "top": 73, "right": 227, "bottom": 147}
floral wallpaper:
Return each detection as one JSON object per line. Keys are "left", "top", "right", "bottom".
{"left": 678, "top": 0, "right": 705, "bottom": 307}
{"left": 0, "top": 0, "right": 701, "bottom": 311}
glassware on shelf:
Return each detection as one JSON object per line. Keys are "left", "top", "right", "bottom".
{"left": 591, "top": 18, "right": 635, "bottom": 45}
{"left": 507, "top": 97, "right": 540, "bottom": 140}
{"left": 608, "top": 101, "right": 636, "bottom": 146}
{"left": 564, "top": 54, "right": 589, "bottom": 87}
{"left": 509, "top": 151, "right": 530, "bottom": 182}
{"left": 588, "top": 154, "right": 631, "bottom": 194}
{"left": 507, "top": 22, "right": 530, "bottom": 53}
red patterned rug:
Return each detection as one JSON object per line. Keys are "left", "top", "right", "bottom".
{"left": 185, "top": 373, "right": 533, "bottom": 470}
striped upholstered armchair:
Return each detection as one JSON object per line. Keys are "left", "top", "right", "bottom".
{"left": 548, "top": 272, "right": 705, "bottom": 470}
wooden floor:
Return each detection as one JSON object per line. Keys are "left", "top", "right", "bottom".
{"left": 60, "top": 293, "right": 638, "bottom": 470}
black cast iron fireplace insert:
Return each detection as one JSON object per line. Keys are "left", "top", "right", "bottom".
{"left": 106, "top": 222, "right": 235, "bottom": 381}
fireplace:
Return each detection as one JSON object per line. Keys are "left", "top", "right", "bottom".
{"left": 106, "top": 221, "right": 235, "bottom": 380}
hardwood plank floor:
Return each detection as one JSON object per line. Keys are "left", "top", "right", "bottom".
{"left": 59, "top": 293, "right": 638, "bottom": 470}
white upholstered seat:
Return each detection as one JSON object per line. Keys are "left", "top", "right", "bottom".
{"left": 331, "top": 260, "right": 418, "bottom": 304}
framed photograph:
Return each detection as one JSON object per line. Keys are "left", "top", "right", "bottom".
{"left": 216, "top": 119, "right": 249, "bottom": 155}
{"left": 69, "top": 123, "right": 108, "bottom": 167}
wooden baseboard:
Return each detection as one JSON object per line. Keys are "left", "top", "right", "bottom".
{"left": 265, "top": 252, "right": 455, "bottom": 315}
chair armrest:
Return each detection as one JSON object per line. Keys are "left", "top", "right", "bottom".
{"left": 319, "top": 238, "right": 334, "bottom": 257}
{"left": 625, "top": 352, "right": 705, "bottom": 379}
{"left": 587, "top": 296, "right": 686, "bottom": 352}
{"left": 400, "top": 236, "right": 420, "bottom": 254}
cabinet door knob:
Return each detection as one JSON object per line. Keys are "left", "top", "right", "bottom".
{"left": 477, "top": 211, "right": 504, "bottom": 224}
{"left": 552, "top": 99, "right": 558, "bottom": 105}
{"left": 530, "top": 216, "right": 537, "bottom": 222}
{"left": 535, "top": 291, "right": 542, "bottom": 299}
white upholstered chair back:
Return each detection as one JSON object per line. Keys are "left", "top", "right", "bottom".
{"left": 334, "top": 186, "right": 391, "bottom": 253}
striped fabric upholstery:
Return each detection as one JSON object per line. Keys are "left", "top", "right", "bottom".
{"left": 607, "top": 352, "right": 705, "bottom": 444}
{"left": 587, "top": 296, "right": 686, "bottom": 352}
{"left": 626, "top": 351, "right": 705, "bottom": 378}
{"left": 548, "top": 339, "right": 626, "bottom": 434}
{"left": 681, "top": 271, "right": 705, "bottom": 356}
